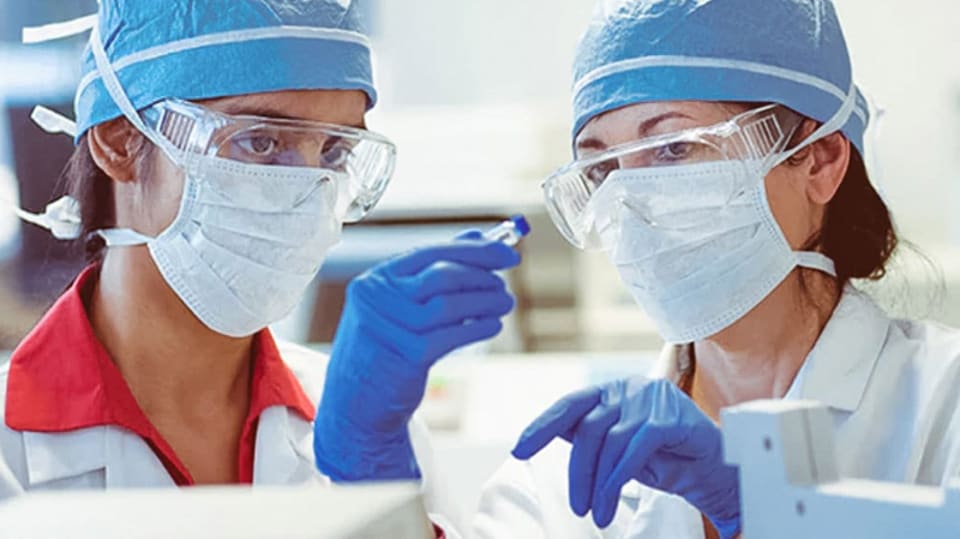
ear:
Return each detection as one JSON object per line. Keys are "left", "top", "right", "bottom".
{"left": 802, "top": 131, "right": 851, "bottom": 205}
{"left": 87, "top": 118, "right": 147, "bottom": 183}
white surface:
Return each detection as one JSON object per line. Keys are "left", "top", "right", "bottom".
{"left": 724, "top": 401, "right": 960, "bottom": 538}
{"left": 0, "top": 483, "right": 431, "bottom": 539}
{"left": 428, "top": 352, "right": 659, "bottom": 443}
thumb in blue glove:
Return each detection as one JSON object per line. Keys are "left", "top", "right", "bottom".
{"left": 512, "top": 378, "right": 741, "bottom": 539}
{"left": 315, "top": 234, "right": 520, "bottom": 481}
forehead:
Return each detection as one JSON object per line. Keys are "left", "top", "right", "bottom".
{"left": 575, "top": 101, "right": 745, "bottom": 151}
{"left": 199, "top": 89, "right": 368, "bottom": 128}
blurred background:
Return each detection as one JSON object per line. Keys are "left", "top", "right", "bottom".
{"left": 0, "top": 0, "right": 958, "bottom": 521}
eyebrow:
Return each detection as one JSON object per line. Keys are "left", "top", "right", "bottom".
{"left": 217, "top": 103, "right": 366, "bottom": 129}
{"left": 576, "top": 111, "right": 695, "bottom": 151}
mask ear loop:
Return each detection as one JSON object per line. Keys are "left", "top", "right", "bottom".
{"left": 84, "top": 21, "right": 194, "bottom": 247}
{"left": 9, "top": 12, "right": 178, "bottom": 242}
{"left": 5, "top": 14, "right": 94, "bottom": 238}
{"left": 13, "top": 197, "right": 82, "bottom": 240}
{"left": 768, "top": 84, "right": 859, "bottom": 279}
{"left": 766, "top": 80, "right": 860, "bottom": 171}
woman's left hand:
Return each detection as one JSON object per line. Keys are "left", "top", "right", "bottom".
{"left": 511, "top": 378, "right": 742, "bottom": 539}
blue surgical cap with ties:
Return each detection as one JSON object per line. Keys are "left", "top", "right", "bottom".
{"left": 571, "top": 0, "right": 870, "bottom": 156}
{"left": 24, "top": 0, "right": 377, "bottom": 142}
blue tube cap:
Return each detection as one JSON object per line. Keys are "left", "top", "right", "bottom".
{"left": 511, "top": 215, "right": 531, "bottom": 237}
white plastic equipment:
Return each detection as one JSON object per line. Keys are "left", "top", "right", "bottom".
{"left": 722, "top": 400, "right": 960, "bottom": 538}
{"left": 0, "top": 482, "right": 432, "bottom": 539}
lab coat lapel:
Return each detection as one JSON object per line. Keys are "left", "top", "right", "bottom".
{"left": 24, "top": 426, "right": 171, "bottom": 488}
{"left": 22, "top": 428, "right": 107, "bottom": 486}
{"left": 253, "top": 406, "right": 326, "bottom": 486}
{"left": 794, "top": 287, "right": 890, "bottom": 412}
{"left": 103, "top": 426, "right": 176, "bottom": 488}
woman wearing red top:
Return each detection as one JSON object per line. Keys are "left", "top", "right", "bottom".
{"left": 1, "top": 3, "right": 519, "bottom": 537}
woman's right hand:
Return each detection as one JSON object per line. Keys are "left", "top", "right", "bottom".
{"left": 512, "top": 377, "right": 742, "bottom": 539}
{"left": 314, "top": 232, "right": 520, "bottom": 482}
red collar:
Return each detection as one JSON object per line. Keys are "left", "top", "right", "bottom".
{"left": 5, "top": 265, "right": 315, "bottom": 484}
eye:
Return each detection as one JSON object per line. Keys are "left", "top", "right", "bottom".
{"left": 234, "top": 134, "right": 280, "bottom": 157}
{"left": 654, "top": 142, "right": 694, "bottom": 163}
{"left": 320, "top": 137, "right": 354, "bottom": 170}
{"left": 583, "top": 158, "right": 618, "bottom": 187}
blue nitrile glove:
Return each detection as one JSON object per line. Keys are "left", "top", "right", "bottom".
{"left": 314, "top": 232, "right": 520, "bottom": 481}
{"left": 512, "top": 378, "right": 741, "bottom": 539}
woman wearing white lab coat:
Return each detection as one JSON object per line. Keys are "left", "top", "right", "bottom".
{"left": 0, "top": 4, "right": 521, "bottom": 537}
{"left": 474, "top": 1, "right": 960, "bottom": 538}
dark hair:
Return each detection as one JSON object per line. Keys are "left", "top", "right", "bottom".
{"left": 62, "top": 136, "right": 113, "bottom": 264}
{"left": 723, "top": 102, "right": 898, "bottom": 290}
{"left": 61, "top": 132, "right": 153, "bottom": 264}
{"left": 786, "top": 128, "right": 897, "bottom": 290}
{"left": 811, "top": 149, "right": 897, "bottom": 287}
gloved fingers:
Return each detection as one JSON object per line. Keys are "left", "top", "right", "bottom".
{"left": 401, "top": 261, "right": 507, "bottom": 301}
{"left": 663, "top": 419, "right": 723, "bottom": 460}
{"left": 624, "top": 381, "right": 720, "bottom": 459}
{"left": 383, "top": 240, "right": 521, "bottom": 277}
{"left": 636, "top": 467, "right": 658, "bottom": 486}
{"left": 593, "top": 424, "right": 667, "bottom": 528}
{"left": 455, "top": 229, "right": 484, "bottom": 240}
{"left": 348, "top": 269, "right": 498, "bottom": 333}
{"left": 408, "top": 290, "right": 515, "bottom": 331}
{"left": 589, "top": 421, "right": 637, "bottom": 518}
{"left": 332, "top": 299, "right": 424, "bottom": 377}
{"left": 417, "top": 316, "right": 505, "bottom": 366}
{"left": 568, "top": 405, "right": 620, "bottom": 517}
{"left": 346, "top": 273, "right": 427, "bottom": 332}
{"left": 357, "top": 285, "right": 513, "bottom": 339}
{"left": 346, "top": 272, "right": 512, "bottom": 366}
{"left": 512, "top": 388, "right": 603, "bottom": 460}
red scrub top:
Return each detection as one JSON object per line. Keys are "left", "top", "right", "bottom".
{"left": 4, "top": 265, "right": 316, "bottom": 485}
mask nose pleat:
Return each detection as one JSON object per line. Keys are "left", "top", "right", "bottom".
{"left": 132, "top": 154, "right": 344, "bottom": 337}
{"left": 594, "top": 156, "right": 836, "bottom": 344}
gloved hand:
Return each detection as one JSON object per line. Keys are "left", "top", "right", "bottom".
{"left": 315, "top": 232, "right": 520, "bottom": 481}
{"left": 512, "top": 378, "right": 741, "bottom": 539}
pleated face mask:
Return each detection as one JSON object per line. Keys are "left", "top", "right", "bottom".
{"left": 545, "top": 98, "right": 855, "bottom": 343}
{"left": 93, "top": 97, "right": 396, "bottom": 337}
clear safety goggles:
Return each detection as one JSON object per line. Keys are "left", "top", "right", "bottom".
{"left": 142, "top": 99, "right": 397, "bottom": 223}
{"left": 543, "top": 104, "right": 804, "bottom": 250}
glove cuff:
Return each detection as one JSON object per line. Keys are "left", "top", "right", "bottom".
{"left": 705, "top": 486, "right": 742, "bottom": 539}
{"left": 314, "top": 422, "right": 422, "bottom": 482}
{"left": 712, "top": 519, "right": 742, "bottom": 539}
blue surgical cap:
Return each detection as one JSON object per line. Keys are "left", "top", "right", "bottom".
{"left": 572, "top": 0, "right": 870, "bottom": 155}
{"left": 74, "top": 0, "right": 376, "bottom": 140}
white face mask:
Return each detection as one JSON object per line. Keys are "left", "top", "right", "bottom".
{"left": 597, "top": 160, "right": 835, "bottom": 344}
{"left": 98, "top": 155, "right": 344, "bottom": 337}
{"left": 591, "top": 86, "right": 857, "bottom": 344}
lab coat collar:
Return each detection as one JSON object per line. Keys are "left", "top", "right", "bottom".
{"left": 19, "top": 411, "right": 318, "bottom": 488}
{"left": 253, "top": 407, "right": 325, "bottom": 486}
{"left": 652, "top": 286, "right": 890, "bottom": 413}
{"left": 6, "top": 265, "right": 317, "bottom": 485}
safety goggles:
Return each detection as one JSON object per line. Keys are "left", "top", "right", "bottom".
{"left": 141, "top": 99, "right": 397, "bottom": 223}
{"left": 543, "top": 104, "right": 804, "bottom": 250}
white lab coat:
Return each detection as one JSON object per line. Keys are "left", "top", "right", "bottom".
{"left": 0, "top": 341, "right": 459, "bottom": 536}
{"left": 474, "top": 287, "right": 960, "bottom": 538}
